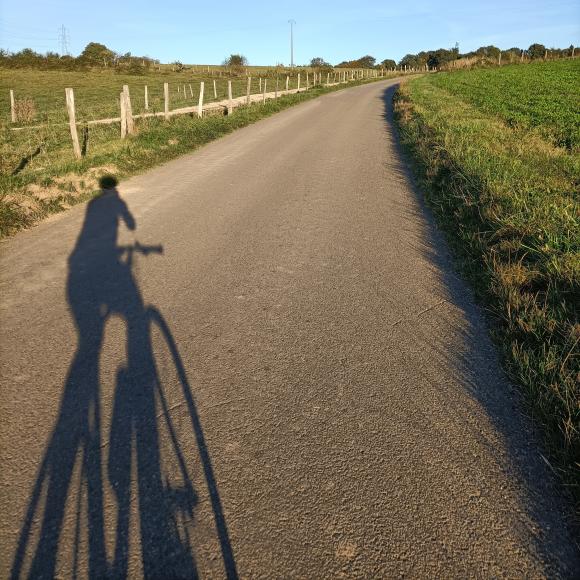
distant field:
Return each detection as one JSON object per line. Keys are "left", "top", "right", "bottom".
{"left": 395, "top": 59, "right": 580, "bottom": 503}
{"left": 428, "top": 59, "right": 580, "bottom": 150}
{"left": 0, "top": 68, "right": 309, "bottom": 123}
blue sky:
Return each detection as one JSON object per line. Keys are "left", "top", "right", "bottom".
{"left": 1, "top": 0, "right": 578, "bottom": 65}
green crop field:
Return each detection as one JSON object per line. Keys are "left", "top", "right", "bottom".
{"left": 427, "top": 59, "right": 580, "bottom": 150}
{"left": 395, "top": 59, "right": 580, "bottom": 504}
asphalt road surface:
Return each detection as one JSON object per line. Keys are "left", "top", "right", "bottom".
{"left": 1, "top": 79, "right": 578, "bottom": 578}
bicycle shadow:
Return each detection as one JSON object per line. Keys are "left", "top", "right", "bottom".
{"left": 11, "top": 177, "right": 237, "bottom": 579}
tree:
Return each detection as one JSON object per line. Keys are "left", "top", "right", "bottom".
{"left": 308, "top": 56, "right": 332, "bottom": 70}
{"left": 399, "top": 54, "right": 422, "bottom": 69}
{"left": 79, "top": 42, "right": 115, "bottom": 66}
{"left": 223, "top": 54, "right": 248, "bottom": 67}
{"left": 528, "top": 43, "right": 546, "bottom": 59}
{"left": 336, "top": 55, "right": 377, "bottom": 68}
{"left": 358, "top": 55, "right": 376, "bottom": 68}
{"left": 427, "top": 48, "right": 458, "bottom": 69}
{"left": 475, "top": 45, "right": 500, "bottom": 60}
{"left": 310, "top": 57, "right": 331, "bottom": 68}
{"left": 381, "top": 59, "right": 396, "bottom": 69}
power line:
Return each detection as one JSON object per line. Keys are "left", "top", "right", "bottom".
{"left": 59, "top": 25, "right": 70, "bottom": 55}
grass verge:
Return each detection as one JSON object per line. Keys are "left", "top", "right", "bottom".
{"left": 394, "top": 76, "right": 579, "bottom": 509}
{"left": 0, "top": 77, "right": 392, "bottom": 237}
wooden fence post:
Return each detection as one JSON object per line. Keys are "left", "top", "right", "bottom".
{"left": 275, "top": 76, "right": 279, "bottom": 98}
{"left": 246, "top": 77, "right": 251, "bottom": 105}
{"left": 164, "top": 82, "right": 169, "bottom": 120}
{"left": 10, "top": 89, "right": 16, "bottom": 122}
{"left": 197, "top": 82, "right": 204, "bottom": 118}
{"left": 65, "top": 88, "right": 81, "bottom": 158}
{"left": 120, "top": 92, "right": 127, "bottom": 138}
{"left": 286, "top": 75, "right": 289, "bottom": 92}
{"left": 262, "top": 79, "right": 267, "bottom": 103}
{"left": 122, "top": 85, "right": 135, "bottom": 134}
{"left": 326, "top": 72, "right": 330, "bottom": 86}
{"left": 189, "top": 84, "right": 193, "bottom": 97}
{"left": 213, "top": 79, "right": 217, "bottom": 99}
{"left": 227, "top": 80, "right": 233, "bottom": 114}
{"left": 144, "top": 85, "right": 149, "bottom": 110}
{"left": 297, "top": 73, "right": 301, "bottom": 91}
{"left": 259, "top": 78, "right": 262, "bottom": 92}
{"left": 184, "top": 84, "right": 187, "bottom": 98}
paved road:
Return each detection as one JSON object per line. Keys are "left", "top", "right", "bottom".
{"left": 1, "top": 79, "right": 578, "bottom": 578}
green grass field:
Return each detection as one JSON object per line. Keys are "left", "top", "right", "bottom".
{"left": 427, "top": 59, "right": 580, "bottom": 150}
{"left": 395, "top": 59, "right": 579, "bottom": 505}
{"left": 0, "top": 68, "right": 314, "bottom": 124}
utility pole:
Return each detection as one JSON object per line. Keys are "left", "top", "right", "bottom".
{"left": 288, "top": 19, "right": 296, "bottom": 68}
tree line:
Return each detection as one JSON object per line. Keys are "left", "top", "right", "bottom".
{"left": 0, "top": 42, "right": 159, "bottom": 73}
{"left": 397, "top": 43, "right": 576, "bottom": 70}
{"left": 1, "top": 41, "right": 575, "bottom": 74}
{"left": 311, "top": 43, "right": 575, "bottom": 71}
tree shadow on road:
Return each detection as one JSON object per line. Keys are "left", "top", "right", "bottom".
{"left": 11, "top": 176, "right": 237, "bottom": 579}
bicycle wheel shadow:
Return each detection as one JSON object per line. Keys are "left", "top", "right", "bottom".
{"left": 11, "top": 176, "right": 237, "bottom": 579}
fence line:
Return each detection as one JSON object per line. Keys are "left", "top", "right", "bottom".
{"left": 9, "top": 70, "right": 382, "bottom": 130}
{"left": 7, "top": 70, "right": 398, "bottom": 156}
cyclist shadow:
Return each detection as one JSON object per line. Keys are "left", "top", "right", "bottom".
{"left": 12, "top": 177, "right": 237, "bottom": 579}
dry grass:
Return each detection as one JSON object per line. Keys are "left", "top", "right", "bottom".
{"left": 13, "top": 97, "right": 36, "bottom": 122}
